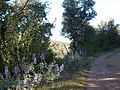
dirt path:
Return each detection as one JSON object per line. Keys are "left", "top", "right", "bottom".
{"left": 84, "top": 51, "right": 120, "bottom": 90}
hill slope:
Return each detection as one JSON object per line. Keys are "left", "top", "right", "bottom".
{"left": 50, "top": 40, "right": 70, "bottom": 58}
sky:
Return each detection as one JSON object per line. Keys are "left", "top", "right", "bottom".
{"left": 46, "top": 0, "right": 120, "bottom": 43}
{"left": 90, "top": 0, "right": 120, "bottom": 25}
{"left": 11, "top": 0, "right": 120, "bottom": 43}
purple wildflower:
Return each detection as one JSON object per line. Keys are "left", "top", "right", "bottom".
{"left": 52, "top": 56, "right": 56, "bottom": 62}
{"left": 20, "top": 80, "right": 24, "bottom": 89}
{"left": 33, "top": 74, "right": 41, "bottom": 83}
{"left": 54, "top": 64, "right": 59, "bottom": 72}
{"left": 22, "top": 57, "right": 25, "bottom": 63}
{"left": 33, "top": 74, "right": 37, "bottom": 83}
{"left": 32, "top": 53, "right": 37, "bottom": 64}
{"left": 32, "top": 53, "right": 36, "bottom": 60}
{"left": 60, "top": 64, "right": 64, "bottom": 72}
{"left": 56, "top": 50, "right": 60, "bottom": 57}
{"left": 47, "top": 65, "right": 51, "bottom": 72}
{"left": 23, "top": 64, "right": 30, "bottom": 73}
{"left": 37, "top": 74, "right": 41, "bottom": 83}
{"left": 33, "top": 57, "right": 37, "bottom": 64}
{"left": 4, "top": 66, "right": 8, "bottom": 77}
{"left": 14, "top": 66, "right": 19, "bottom": 75}
{"left": 40, "top": 54, "right": 45, "bottom": 60}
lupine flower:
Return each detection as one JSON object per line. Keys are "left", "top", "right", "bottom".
{"left": 54, "top": 64, "right": 59, "bottom": 72}
{"left": 33, "top": 73, "right": 41, "bottom": 83}
{"left": 47, "top": 65, "right": 51, "bottom": 72}
{"left": 23, "top": 64, "right": 30, "bottom": 73}
{"left": 14, "top": 66, "right": 19, "bottom": 75}
{"left": 33, "top": 57, "right": 37, "bottom": 64}
{"left": 56, "top": 50, "right": 60, "bottom": 57}
{"left": 20, "top": 80, "right": 24, "bottom": 89}
{"left": 32, "top": 53, "right": 36, "bottom": 60}
{"left": 33, "top": 74, "right": 37, "bottom": 83}
{"left": 40, "top": 54, "right": 45, "bottom": 60}
{"left": 37, "top": 74, "right": 41, "bottom": 83}
{"left": 4, "top": 66, "right": 8, "bottom": 77}
{"left": 22, "top": 57, "right": 25, "bottom": 63}
{"left": 60, "top": 64, "right": 64, "bottom": 72}
{"left": 32, "top": 53, "right": 37, "bottom": 64}
{"left": 52, "top": 56, "right": 56, "bottom": 62}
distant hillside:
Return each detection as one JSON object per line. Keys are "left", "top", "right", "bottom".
{"left": 49, "top": 40, "right": 70, "bottom": 58}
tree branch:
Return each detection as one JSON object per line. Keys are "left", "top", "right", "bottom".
{"left": 18, "top": 0, "right": 30, "bottom": 15}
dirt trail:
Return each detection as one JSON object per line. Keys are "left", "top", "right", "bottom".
{"left": 84, "top": 51, "right": 120, "bottom": 90}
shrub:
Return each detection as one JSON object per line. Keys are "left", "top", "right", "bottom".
{"left": 0, "top": 54, "right": 64, "bottom": 90}
{"left": 63, "top": 52, "right": 92, "bottom": 74}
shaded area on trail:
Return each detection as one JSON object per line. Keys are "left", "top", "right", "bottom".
{"left": 84, "top": 51, "right": 120, "bottom": 90}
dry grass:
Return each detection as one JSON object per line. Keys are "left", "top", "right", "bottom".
{"left": 36, "top": 70, "right": 87, "bottom": 90}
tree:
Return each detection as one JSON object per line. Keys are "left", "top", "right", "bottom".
{"left": 0, "top": 0, "right": 11, "bottom": 74}
{"left": 0, "top": 0, "right": 59, "bottom": 89}
{"left": 61, "top": 0, "right": 97, "bottom": 55}
{"left": 0, "top": 0, "right": 53, "bottom": 77}
{"left": 83, "top": 23, "right": 96, "bottom": 55}
{"left": 95, "top": 19, "right": 120, "bottom": 51}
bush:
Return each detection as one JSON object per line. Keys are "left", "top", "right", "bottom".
{"left": 0, "top": 54, "right": 64, "bottom": 89}
{"left": 63, "top": 52, "right": 91, "bottom": 74}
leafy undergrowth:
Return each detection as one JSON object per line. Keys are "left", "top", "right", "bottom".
{"left": 35, "top": 69, "right": 87, "bottom": 90}
{"left": 36, "top": 56, "right": 94, "bottom": 90}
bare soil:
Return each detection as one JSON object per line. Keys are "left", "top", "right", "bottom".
{"left": 84, "top": 50, "right": 120, "bottom": 90}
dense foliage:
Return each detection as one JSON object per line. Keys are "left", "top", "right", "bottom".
{"left": 0, "top": 0, "right": 120, "bottom": 90}
{"left": 0, "top": 0, "right": 64, "bottom": 89}
{"left": 93, "top": 19, "right": 120, "bottom": 52}
{"left": 61, "top": 0, "right": 97, "bottom": 55}
{"left": 61, "top": 0, "right": 120, "bottom": 56}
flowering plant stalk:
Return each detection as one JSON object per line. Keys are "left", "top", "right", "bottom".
{"left": 0, "top": 53, "right": 64, "bottom": 89}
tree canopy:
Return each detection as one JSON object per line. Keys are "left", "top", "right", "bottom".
{"left": 61, "top": 0, "right": 97, "bottom": 55}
